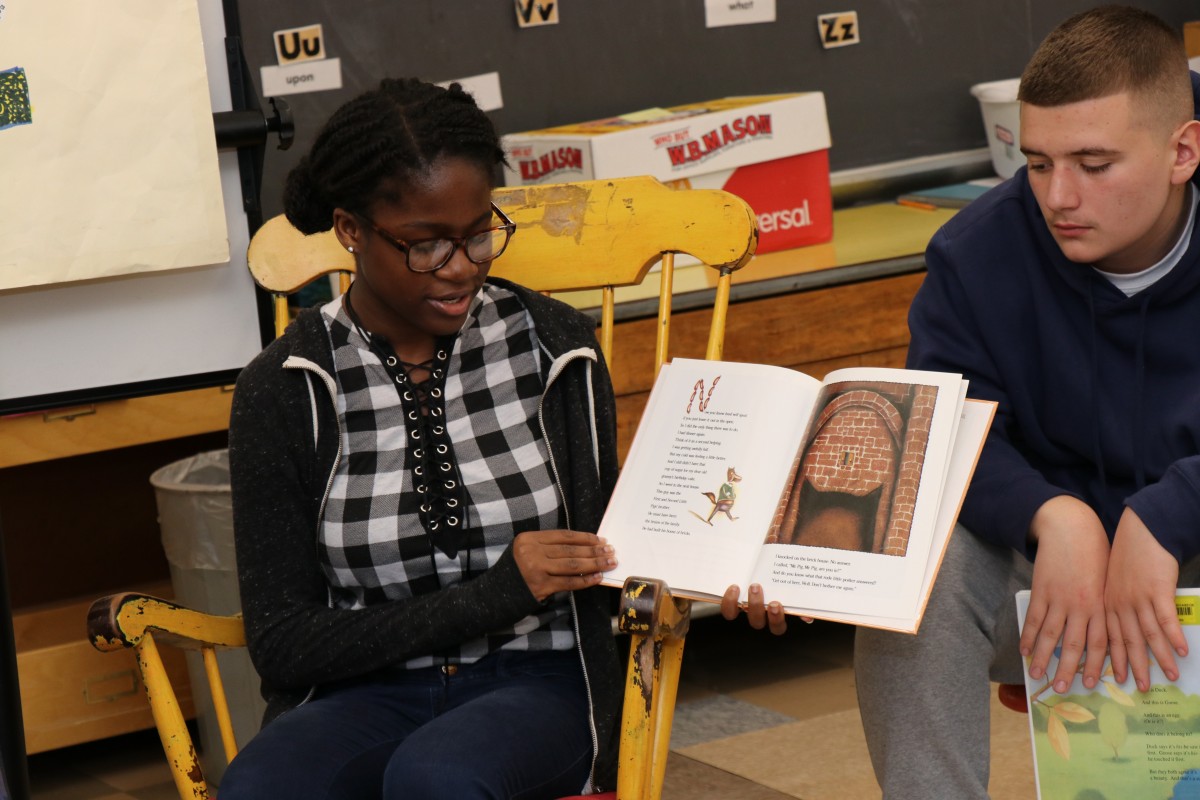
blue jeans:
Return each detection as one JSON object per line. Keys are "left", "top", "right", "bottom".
{"left": 219, "top": 650, "right": 593, "bottom": 800}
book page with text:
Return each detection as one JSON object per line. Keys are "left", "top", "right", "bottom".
{"left": 788, "top": 398, "right": 994, "bottom": 632}
{"left": 745, "top": 367, "right": 968, "bottom": 624}
{"left": 599, "top": 358, "right": 818, "bottom": 598}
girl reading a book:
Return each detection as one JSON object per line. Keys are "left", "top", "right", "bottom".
{"left": 222, "top": 77, "right": 623, "bottom": 799}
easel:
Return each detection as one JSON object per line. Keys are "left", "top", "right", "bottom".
{"left": 0, "top": 2, "right": 289, "bottom": 795}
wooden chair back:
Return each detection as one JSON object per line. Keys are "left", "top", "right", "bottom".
{"left": 89, "top": 175, "right": 758, "bottom": 800}
{"left": 247, "top": 175, "right": 756, "bottom": 368}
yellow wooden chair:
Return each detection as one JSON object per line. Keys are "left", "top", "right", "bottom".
{"left": 87, "top": 175, "right": 757, "bottom": 800}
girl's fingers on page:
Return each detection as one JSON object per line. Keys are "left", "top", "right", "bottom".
{"left": 745, "top": 584, "right": 768, "bottom": 629}
{"left": 541, "top": 529, "right": 602, "bottom": 548}
{"left": 720, "top": 585, "right": 742, "bottom": 621}
{"left": 767, "top": 602, "right": 788, "bottom": 636}
{"left": 532, "top": 569, "right": 607, "bottom": 601}
{"left": 513, "top": 531, "right": 612, "bottom": 600}
{"left": 553, "top": 547, "right": 616, "bottom": 574}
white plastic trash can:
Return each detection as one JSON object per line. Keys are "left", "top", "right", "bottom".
{"left": 970, "top": 78, "right": 1022, "bottom": 179}
{"left": 151, "top": 448, "right": 265, "bottom": 787}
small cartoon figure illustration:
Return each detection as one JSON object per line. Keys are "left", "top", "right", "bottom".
{"left": 700, "top": 467, "right": 742, "bottom": 524}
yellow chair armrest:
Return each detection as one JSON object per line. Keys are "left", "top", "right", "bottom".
{"left": 87, "top": 592, "right": 246, "bottom": 653}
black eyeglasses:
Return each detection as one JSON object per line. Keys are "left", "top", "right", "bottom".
{"left": 359, "top": 202, "right": 516, "bottom": 273}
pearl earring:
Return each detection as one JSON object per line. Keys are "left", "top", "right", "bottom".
{"left": 347, "top": 246, "right": 355, "bottom": 253}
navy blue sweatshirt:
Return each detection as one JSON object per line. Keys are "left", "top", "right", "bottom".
{"left": 907, "top": 73, "right": 1200, "bottom": 562}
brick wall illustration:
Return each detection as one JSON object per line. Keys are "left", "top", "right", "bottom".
{"left": 766, "top": 381, "right": 937, "bottom": 556}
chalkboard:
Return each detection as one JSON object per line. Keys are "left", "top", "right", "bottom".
{"left": 235, "top": 0, "right": 1197, "bottom": 221}
{"left": 0, "top": 0, "right": 266, "bottom": 415}
{"left": 3, "top": 1, "right": 1192, "bottom": 414}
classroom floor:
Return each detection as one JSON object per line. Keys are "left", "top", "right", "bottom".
{"left": 24, "top": 614, "right": 1036, "bottom": 800}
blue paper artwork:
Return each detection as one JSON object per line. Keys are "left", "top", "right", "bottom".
{"left": 0, "top": 66, "right": 32, "bottom": 131}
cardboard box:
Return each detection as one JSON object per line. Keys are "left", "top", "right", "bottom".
{"left": 502, "top": 94, "right": 833, "bottom": 253}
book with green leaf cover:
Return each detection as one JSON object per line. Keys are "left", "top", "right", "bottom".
{"left": 1016, "top": 589, "right": 1200, "bottom": 798}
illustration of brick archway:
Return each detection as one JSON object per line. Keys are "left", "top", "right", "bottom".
{"left": 768, "top": 382, "right": 937, "bottom": 556}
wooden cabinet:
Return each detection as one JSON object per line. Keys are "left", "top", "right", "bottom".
{"left": 1, "top": 387, "right": 231, "bottom": 751}
{"left": 0, "top": 386, "right": 235, "bottom": 470}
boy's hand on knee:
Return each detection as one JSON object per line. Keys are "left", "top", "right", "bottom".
{"left": 1105, "top": 509, "right": 1184, "bottom": 692}
{"left": 1022, "top": 497, "right": 1110, "bottom": 693}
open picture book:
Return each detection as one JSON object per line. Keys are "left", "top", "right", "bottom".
{"left": 1016, "top": 589, "right": 1200, "bottom": 799}
{"left": 598, "top": 357, "right": 995, "bottom": 633}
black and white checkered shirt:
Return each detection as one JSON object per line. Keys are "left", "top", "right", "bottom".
{"left": 319, "top": 284, "right": 576, "bottom": 667}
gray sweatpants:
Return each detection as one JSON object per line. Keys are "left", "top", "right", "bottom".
{"left": 854, "top": 525, "right": 1032, "bottom": 799}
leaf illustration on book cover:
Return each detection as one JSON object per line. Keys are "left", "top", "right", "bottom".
{"left": 1048, "top": 712, "right": 1071, "bottom": 759}
{"left": 1049, "top": 702, "right": 1096, "bottom": 724}
{"left": 1100, "top": 679, "right": 1135, "bottom": 707}
{"left": 1041, "top": 700, "right": 1095, "bottom": 761}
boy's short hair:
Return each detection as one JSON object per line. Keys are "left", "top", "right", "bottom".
{"left": 1018, "top": 5, "right": 1191, "bottom": 131}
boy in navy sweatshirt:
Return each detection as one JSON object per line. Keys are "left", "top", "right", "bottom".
{"left": 854, "top": 7, "right": 1200, "bottom": 797}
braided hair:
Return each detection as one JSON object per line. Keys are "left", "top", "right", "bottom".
{"left": 283, "top": 78, "right": 505, "bottom": 234}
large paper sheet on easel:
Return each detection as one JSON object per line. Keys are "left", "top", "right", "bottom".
{"left": 0, "top": 0, "right": 227, "bottom": 290}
